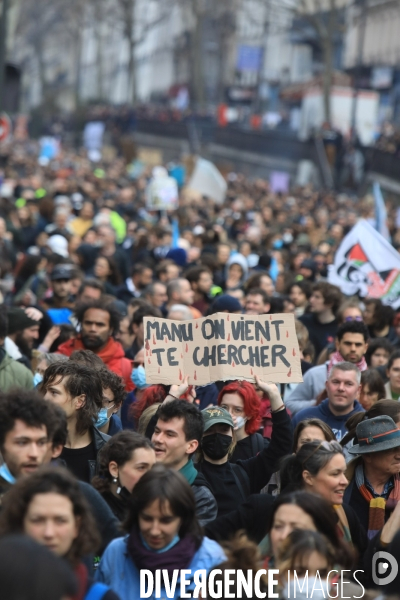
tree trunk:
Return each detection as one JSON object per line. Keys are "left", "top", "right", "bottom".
{"left": 191, "top": 7, "right": 205, "bottom": 109}
{"left": 73, "top": 27, "right": 83, "bottom": 109}
{"left": 93, "top": 3, "right": 104, "bottom": 100}
{"left": 127, "top": 37, "right": 136, "bottom": 104}
{"left": 34, "top": 38, "right": 48, "bottom": 104}
{"left": 322, "top": 36, "right": 332, "bottom": 124}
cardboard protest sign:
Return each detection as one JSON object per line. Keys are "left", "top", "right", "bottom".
{"left": 144, "top": 313, "right": 302, "bottom": 386}
{"left": 186, "top": 158, "right": 227, "bottom": 205}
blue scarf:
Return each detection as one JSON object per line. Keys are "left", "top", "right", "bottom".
{"left": 0, "top": 463, "right": 16, "bottom": 484}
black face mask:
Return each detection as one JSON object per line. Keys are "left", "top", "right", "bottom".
{"left": 202, "top": 433, "right": 232, "bottom": 460}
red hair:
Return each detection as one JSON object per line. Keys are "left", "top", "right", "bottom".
{"left": 217, "top": 380, "right": 261, "bottom": 435}
{"left": 130, "top": 385, "right": 168, "bottom": 427}
{"left": 130, "top": 385, "right": 194, "bottom": 427}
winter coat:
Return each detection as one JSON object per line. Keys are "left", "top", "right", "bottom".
{"left": 96, "top": 536, "right": 226, "bottom": 600}
{"left": 57, "top": 336, "right": 134, "bottom": 391}
{"left": 0, "top": 351, "right": 34, "bottom": 391}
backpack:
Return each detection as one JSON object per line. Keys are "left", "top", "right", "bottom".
{"left": 85, "top": 582, "right": 110, "bottom": 600}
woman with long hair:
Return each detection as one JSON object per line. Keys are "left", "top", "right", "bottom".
{"left": 96, "top": 464, "right": 225, "bottom": 600}
{"left": 0, "top": 467, "right": 120, "bottom": 600}
{"left": 218, "top": 380, "right": 267, "bottom": 462}
{"left": 259, "top": 491, "right": 354, "bottom": 570}
{"left": 277, "top": 529, "right": 361, "bottom": 600}
{"left": 94, "top": 256, "right": 122, "bottom": 295}
{"left": 92, "top": 431, "right": 156, "bottom": 521}
{"left": 279, "top": 440, "right": 367, "bottom": 559}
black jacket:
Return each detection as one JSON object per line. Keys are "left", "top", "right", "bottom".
{"left": 198, "top": 408, "right": 292, "bottom": 514}
{"left": 90, "top": 426, "right": 110, "bottom": 480}
{"left": 192, "top": 470, "right": 218, "bottom": 526}
{"left": 205, "top": 493, "right": 275, "bottom": 543}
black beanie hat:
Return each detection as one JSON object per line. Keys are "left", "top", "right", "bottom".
{"left": 7, "top": 307, "right": 40, "bottom": 335}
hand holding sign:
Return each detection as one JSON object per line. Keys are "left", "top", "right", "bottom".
{"left": 254, "top": 376, "right": 284, "bottom": 412}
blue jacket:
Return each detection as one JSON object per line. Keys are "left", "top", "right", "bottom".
{"left": 291, "top": 398, "right": 364, "bottom": 441}
{"left": 96, "top": 535, "right": 225, "bottom": 600}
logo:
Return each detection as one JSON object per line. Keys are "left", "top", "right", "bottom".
{"left": 205, "top": 408, "right": 223, "bottom": 417}
{"left": 372, "top": 551, "right": 398, "bottom": 586}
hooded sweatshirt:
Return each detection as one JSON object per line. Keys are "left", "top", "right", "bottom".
{"left": 291, "top": 398, "right": 364, "bottom": 441}
{"left": 57, "top": 337, "right": 134, "bottom": 391}
{"left": 224, "top": 253, "right": 249, "bottom": 288}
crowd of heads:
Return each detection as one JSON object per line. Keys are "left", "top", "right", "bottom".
{"left": 1, "top": 139, "right": 400, "bottom": 598}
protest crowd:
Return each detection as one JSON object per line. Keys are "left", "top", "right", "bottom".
{"left": 2, "top": 137, "right": 400, "bottom": 600}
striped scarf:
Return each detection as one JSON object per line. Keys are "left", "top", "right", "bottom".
{"left": 355, "top": 464, "right": 400, "bottom": 539}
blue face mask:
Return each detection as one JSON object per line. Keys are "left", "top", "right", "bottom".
{"left": 33, "top": 372, "right": 43, "bottom": 387}
{"left": 95, "top": 407, "right": 113, "bottom": 429}
{"left": 131, "top": 365, "right": 148, "bottom": 389}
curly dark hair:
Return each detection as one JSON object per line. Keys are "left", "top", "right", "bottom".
{"left": 40, "top": 362, "right": 103, "bottom": 435}
{"left": 0, "top": 466, "right": 101, "bottom": 566}
{"left": 336, "top": 320, "right": 369, "bottom": 342}
{"left": 74, "top": 300, "right": 123, "bottom": 335}
{"left": 124, "top": 464, "right": 203, "bottom": 548}
{"left": 69, "top": 349, "right": 105, "bottom": 370}
{"left": 0, "top": 389, "right": 56, "bottom": 449}
{"left": 92, "top": 430, "right": 154, "bottom": 493}
{"left": 97, "top": 367, "right": 126, "bottom": 408}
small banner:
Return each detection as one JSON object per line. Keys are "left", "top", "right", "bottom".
{"left": 144, "top": 313, "right": 303, "bottom": 386}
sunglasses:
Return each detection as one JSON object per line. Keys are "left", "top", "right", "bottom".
{"left": 301, "top": 440, "right": 343, "bottom": 467}
{"left": 344, "top": 316, "right": 363, "bottom": 322}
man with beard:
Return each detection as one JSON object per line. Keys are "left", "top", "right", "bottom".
{"left": 41, "top": 264, "right": 75, "bottom": 311}
{"left": 6, "top": 307, "right": 42, "bottom": 369}
{"left": 56, "top": 300, "right": 134, "bottom": 391}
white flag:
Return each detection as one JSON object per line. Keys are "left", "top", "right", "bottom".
{"left": 328, "top": 219, "right": 400, "bottom": 308}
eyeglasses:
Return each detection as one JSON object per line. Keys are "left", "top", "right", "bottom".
{"left": 301, "top": 440, "right": 343, "bottom": 467}
{"left": 344, "top": 316, "right": 363, "bottom": 322}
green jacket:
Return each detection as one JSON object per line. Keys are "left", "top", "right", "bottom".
{"left": 0, "top": 352, "right": 34, "bottom": 391}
